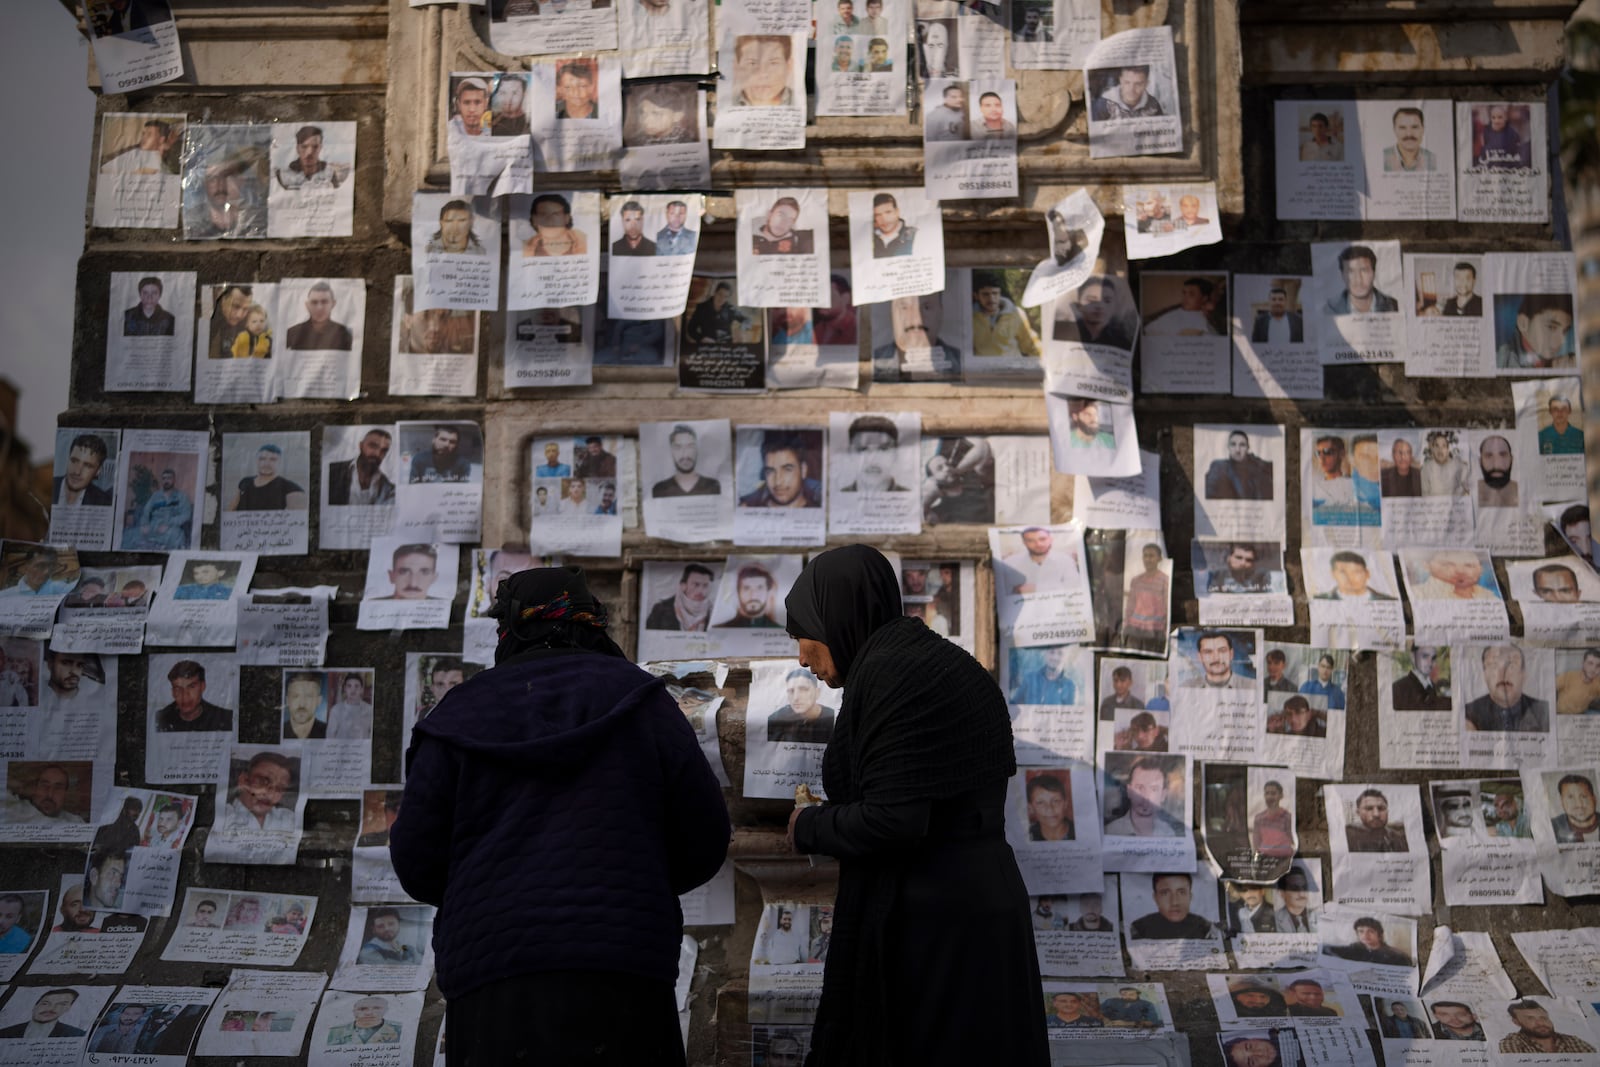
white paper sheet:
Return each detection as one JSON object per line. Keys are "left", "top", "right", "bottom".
{"left": 94, "top": 113, "right": 184, "bottom": 230}
{"left": 1324, "top": 784, "right": 1430, "bottom": 915}
{"left": 267, "top": 120, "right": 356, "bottom": 237}
{"left": 105, "top": 271, "right": 195, "bottom": 393}
{"left": 411, "top": 193, "right": 502, "bottom": 312}
{"left": 193, "top": 969, "right": 326, "bottom": 1058}
{"left": 1456, "top": 101, "right": 1550, "bottom": 224}
{"left": 1084, "top": 28, "right": 1183, "bottom": 159}
{"left": 162, "top": 888, "right": 317, "bottom": 967}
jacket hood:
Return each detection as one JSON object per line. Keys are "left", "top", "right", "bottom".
{"left": 408, "top": 651, "right": 668, "bottom": 771}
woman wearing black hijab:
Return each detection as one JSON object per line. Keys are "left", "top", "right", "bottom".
{"left": 783, "top": 544, "right": 1049, "bottom": 1066}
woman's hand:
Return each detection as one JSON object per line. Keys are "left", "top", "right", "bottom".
{"left": 787, "top": 805, "right": 805, "bottom": 852}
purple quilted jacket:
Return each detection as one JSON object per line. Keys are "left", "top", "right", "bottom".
{"left": 390, "top": 649, "right": 730, "bottom": 998}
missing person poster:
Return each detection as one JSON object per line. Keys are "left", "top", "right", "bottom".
{"left": 94, "top": 112, "right": 184, "bottom": 229}
{"left": 1120, "top": 868, "right": 1227, "bottom": 972}
{"left": 1045, "top": 394, "right": 1141, "bottom": 479}
{"left": 146, "top": 552, "right": 259, "bottom": 647}
{"left": 1456, "top": 100, "right": 1549, "bottom": 223}
{"left": 528, "top": 434, "right": 628, "bottom": 558}
{"left": 110, "top": 430, "right": 208, "bottom": 555}
{"left": 1429, "top": 778, "right": 1541, "bottom": 906}
{"left": 618, "top": 0, "right": 709, "bottom": 77}
{"left": 1275, "top": 100, "right": 1456, "bottom": 220}
{"left": 918, "top": 5, "right": 1007, "bottom": 82}
{"left": 193, "top": 281, "right": 278, "bottom": 404}
{"left": 1485, "top": 251, "right": 1579, "bottom": 376}
{"left": 618, "top": 82, "right": 711, "bottom": 190}
{"left": 1299, "top": 429, "right": 1383, "bottom": 549}
{"left": 104, "top": 270, "right": 195, "bottom": 392}
{"left": 1512, "top": 377, "right": 1586, "bottom": 504}
{"left": 390, "top": 277, "right": 479, "bottom": 396}
{"left": 329, "top": 906, "right": 436, "bottom": 993}
{"left": 0, "top": 982, "right": 114, "bottom": 1066}
{"left": 267, "top": 121, "right": 355, "bottom": 237}
{"left": 827, "top": 411, "right": 921, "bottom": 536}
{"left": 1377, "top": 428, "right": 1475, "bottom": 550}
{"left": 1403, "top": 252, "right": 1492, "bottom": 378}
{"left": 734, "top": 426, "right": 826, "bottom": 546}
{"left": 88, "top": 0, "right": 182, "bottom": 94}
{"left": 74, "top": 991, "right": 214, "bottom": 1062}
{"left": 1231, "top": 274, "right": 1321, "bottom": 399}
{"left": 847, "top": 188, "right": 946, "bottom": 304}
{"left": 162, "top": 888, "right": 316, "bottom": 966}
{"left": 279, "top": 669, "right": 376, "bottom": 797}
{"left": 766, "top": 273, "right": 861, "bottom": 390}
{"left": 815, "top": 0, "right": 909, "bottom": 117}
{"left": 275, "top": 278, "right": 365, "bottom": 401}
{"left": 1192, "top": 424, "right": 1286, "bottom": 541}
{"left": 319, "top": 424, "right": 400, "bottom": 551}
{"left": 1454, "top": 642, "right": 1555, "bottom": 770}
{"left": 82, "top": 787, "right": 198, "bottom": 918}
{"left": 712, "top": 20, "right": 807, "bottom": 150}
{"left": 1124, "top": 183, "right": 1223, "bottom": 261}
{"left": 1030, "top": 881, "right": 1125, "bottom": 978}
{"left": 1193, "top": 540, "right": 1293, "bottom": 628}
{"left": 204, "top": 746, "right": 306, "bottom": 866}
{"left": 306, "top": 989, "right": 425, "bottom": 1067}
{"left": 1044, "top": 273, "right": 1140, "bottom": 404}
{"left": 1140, "top": 272, "right": 1230, "bottom": 394}
{"left": 1007, "top": 761, "right": 1105, "bottom": 894}
{"left": 445, "top": 72, "right": 534, "bottom": 196}
{"left": 1302, "top": 547, "right": 1406, "bottom": 649}
{"left": 966, "top": 269, "right": 1045, "bottom": 383}
{"left": 1022, "top": 188, "right": 1103, "bottom": 310}
{"left": 410, "top": 193, "right": 502, "bottom": 312}
{"left": 1009, "top": 0, "right": 1098, "bottom": 69}
{"left": 743, "top": 660, "right": 833, "bottom": 800}
{"left": 1098, "top": 752, "right": 1192, "bottom": 874}
{"left": 529, "top": 58, "right": 624, "bottom": 174}
{"left": 1311, "top": 240, "right": 1406, "bottom": 365}
{"left": 704, "top": 554, "right": 803, "bottom": 659}
{"left": 921, "top": 79, "right": 1019, "bottom": 200}
{"left": 505, "top": 304, "right": 591, "bottom": 389}
{"left": 1508, "top": 557, "right": 1600, "bottom": 646}
{"left": 637, "top": 560, "right": 723, "bottom": 662}
{"left": 990, "top": 524, "right": 1095, "bottom": 647}
{"left": 1399, "top": 548, "right": 1510, "bottom": 645}
{"left": 1378, "top": 647, "right": 1460, "bottom": 770}
{"left": 487, "top": 0, "right": 618, "bottom": 54}
{"left": 1524, "top": 766, "right": 1600, "bottom": 897}
{"left": 193, "top": 970, "right": 326, "bottom": 1058}
{"left": 1002, "top": 641, "right": 1095, "bottom": 761}
{"left": 679, "top": 276, "right": 766, "bottom": 392}
{"left": 393, "top": 421, "right": 483, "bottom": 543}
{"left": 869, "top": 278, "right": 968, "bottom": 384}
{"left": 507, "top": 192, "right": 601, "bottom": 311}
{"left": 180, "top": 126, "right": 270, "bottom": 241}
{"left": 219, "top": 431, "right": 311, "bottom": 555}
{"left": 1083, "top": 27, "right": 1183, "bottom": 159}
{"left": 1324, "top": 783, "right": 1430, "bottom": 916}
{"left": 736, "top": 189, "right": 832, "bottom": 309}
{"left": 356, "top": 539, "right": 456, "bottom": 631}
{"left": 144, "top": 652, "right": 237, "bottom": 784}
{"left": 606, "top": 194, "right": 703, "bottom": 319}
{"left": 641, "top": 419, "right": 736, "bottom": 543}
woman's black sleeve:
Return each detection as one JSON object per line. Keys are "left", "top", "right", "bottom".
{"left": 793, "top": 796, "right": 932, "bottom": 859}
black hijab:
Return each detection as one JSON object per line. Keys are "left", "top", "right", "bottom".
{"left": 784, "top": 544, "right": 902, "bottom": 684}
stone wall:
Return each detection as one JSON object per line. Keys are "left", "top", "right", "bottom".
{"left": 36, "top": 1, "right": 1596, "bottom": 1064}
